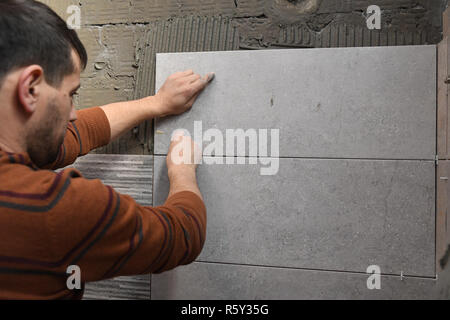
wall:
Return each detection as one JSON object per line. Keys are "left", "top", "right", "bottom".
{"left": 37, "top": 0, "right": 448, "bottom": 300}
{"left": 40, "top": 0, "right": 447, "bottom": 155}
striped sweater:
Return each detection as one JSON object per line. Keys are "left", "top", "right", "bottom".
{"left": 0, "top": 107, "right": 207, "bottom": 300}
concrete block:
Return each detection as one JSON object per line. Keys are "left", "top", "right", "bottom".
{"left": 81, "top": 0, "right": 264, "bottom": 25}
{"left": 81, "top": 0, "right": 131, "bottom": 25}
{"left": 154, "top": 46, "right": 436, "bottom": 160}
{"left": 318, "top": 0, "right": 437, "bottom": 14}
{"left": 77, "top": 28, "right": 103, "bottom": 79}
{"left": 238, "top": 11, "right": 439, "bottom": 50}
{"left": 130, "top": 0, "right": 265, "bottom": 22}
{"left": 81, "top": 25, "right": 144, "bottom": 80}
{"left": 76, "top": 25, "right": 145, "bottom": 108}
{"left": 264, "top": 0, "right": 322, "bottom": 23}
{"left": 78, "top": 77, "right": 136, "bottom": 109}
{"left": 317, "top": 0, "right": 354, "bottom": 13}
{"left": 153, "top": 156, "right": 435, "bottom": 277}
{"left": 151, "top": 262, "right": 437, "bottom": 300}
{"left": 76, "top": 25, "right": 147, "bottom": 154}
{"left": 37, "top": 0, "right": 80, "bottom": 20}
{"left": 444, "top": 6, "right": 450, "bottom": 37}
{"left": 101, "top": 25, "right": 146, "bottom": 77}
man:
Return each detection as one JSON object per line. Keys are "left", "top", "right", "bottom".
{"left": 0, "top": 0, "right": 212, "bottom": 299}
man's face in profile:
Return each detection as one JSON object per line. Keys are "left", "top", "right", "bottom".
{"left": 26, "top": 50, "right": 80, "bottom": 167}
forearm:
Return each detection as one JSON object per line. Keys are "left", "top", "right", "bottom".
{"left": 100, "top": 96, "right": 161, "bottom": 142}
{"left": 168, "top": 168, "right": 203, "bottom": 201}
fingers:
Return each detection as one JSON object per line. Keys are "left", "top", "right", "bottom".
{"left": 190, "top": 73, "right": 214, "bottom": 93}
{"left": 186, "top": 72, "right": 215, "bottom": 84}
{"left": 185, "top": 73, "right": 215, "bottom": 106}
{"left": 175, "top": 70, "right": 214, "bottom": 83}
{"left": 167, "top": 70, "right": 215, "bottom": 109}
{"left": 169, "top": 69, "right": 194, "bottom": 80}
{"left": 186, "top": 73, "right": 201, "bottom": 84}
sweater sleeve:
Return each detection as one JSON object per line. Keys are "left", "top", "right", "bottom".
{"left": 45, "top": 107, "right": 111, "bottom": 170}
{"left": 46, "top": 168, "right": 207, "bottom": 282}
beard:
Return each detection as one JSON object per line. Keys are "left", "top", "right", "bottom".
{"left": 26, "top": 99, "right": 66, "bottom": 168}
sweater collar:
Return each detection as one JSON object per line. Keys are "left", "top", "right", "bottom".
{"left": 0, "top": 148, "right": 39, "bottom": 169}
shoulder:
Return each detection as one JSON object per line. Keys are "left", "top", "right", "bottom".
{"left": 0, "top": 161, "right": 112, "bottom": 214}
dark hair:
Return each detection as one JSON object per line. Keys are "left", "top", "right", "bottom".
{"left": 0, "top": 0, "right": 87, "bottom": 88}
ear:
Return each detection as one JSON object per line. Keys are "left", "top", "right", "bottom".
{"left": 17, "top": 65, "right": 45, "bottom": 114}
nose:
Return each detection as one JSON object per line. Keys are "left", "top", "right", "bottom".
{"left": 69, "top": 105, "right": 77, "bottom": 122}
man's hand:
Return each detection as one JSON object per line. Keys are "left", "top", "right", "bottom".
{"left": 154, "top": 70, "right": 215, "bottom": 118}
{"left": 166, "top": 131, "right": 203, "bottom": 200}
{"left": 99, "top": 70, "right": 213, "bottom": 144}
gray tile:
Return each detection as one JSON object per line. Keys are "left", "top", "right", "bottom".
{"left": 155, "top": 46, "right": 436, "bottom": 160}
{"left": 84, "top": 275, "right": 151, "bottom": 300}
{"left": 154, "top": 156, "right": 435, "bottom": 277}
{"left": 67, "top": 154, "right": 153, "bottom": 206}
{"left": 151, "top": 262, "right": 437, "bottom": 300}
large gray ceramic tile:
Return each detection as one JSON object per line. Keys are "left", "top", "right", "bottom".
{"left": 151, "top": 262, "right": 437, "bottom": 300}
{"left": 155, "top": 46, "right": 436, "bottom": 159}
{"left": 153, "top": 156, "right": 435, "bottom": 277}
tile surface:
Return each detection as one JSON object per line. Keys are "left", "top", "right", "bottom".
{"left": 154, "top": 156, "right": 435, "bottom": 277}
{"left": 155, "top": 46, "right": 436, "bottom": 160}
{"left": 153, "top": 46, "right": 437, "bottom": 298}
{"left": 67, "top": 154, "right": 153, "bottom": 206}
{"left": 83, "top": 275, "right": 151, "bottom": 300}
{"left": 151, "top": 262, "right": 437, "bottom": 300}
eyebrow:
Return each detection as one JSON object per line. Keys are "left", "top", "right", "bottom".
{"left": 71, "top": 84, "right": 81, "bottom": 93}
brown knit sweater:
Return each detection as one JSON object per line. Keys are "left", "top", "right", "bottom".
{"left": 0, "top": 107, "right": 206, "bottom": 299}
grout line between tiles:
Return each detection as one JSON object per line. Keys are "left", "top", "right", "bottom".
{"left": 434, "top": 44, "right": 438, "bottom": 277}
{"left": 194, "top": 260, "right": 437, "bottom": 281}
{"left": 153, "top": 154, "right": 435, "bottom": 162}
